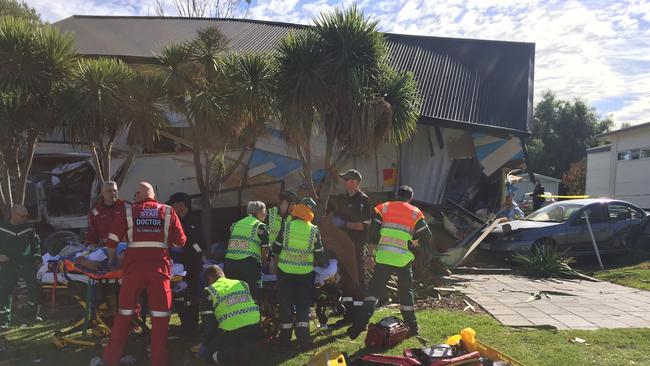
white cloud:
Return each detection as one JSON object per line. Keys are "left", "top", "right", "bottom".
{"left": 248, "top": 0, "right": 303, "bottom": 23}
{"left": 611, "top": 95, "right": 650, "bottom": 124}
{"left": 25, "top": 0, "right": 148, "bottom": 22}
{"left": 358, "top": 0, "right": 650, "bottom": 125}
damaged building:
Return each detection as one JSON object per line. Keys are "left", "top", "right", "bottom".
{"left": 33, "top": 16, "right": 534, "bottom": 243}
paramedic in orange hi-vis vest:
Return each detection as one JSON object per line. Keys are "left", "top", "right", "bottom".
{"left": 347, "top": 185, "right": 433, "bottom": 341}
{"left": 97, "top": 182, "right": 186, "bottom": 366}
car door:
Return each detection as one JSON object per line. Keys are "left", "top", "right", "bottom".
{"left": 608, "top": 203, "right": 642, "bottom": 249}
{"left": 565, "top": 203, "right": 610, "bottom": 253}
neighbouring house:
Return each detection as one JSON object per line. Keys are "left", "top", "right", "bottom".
{"left": 586, "top": 122, "right": 650, "bottom": 209}
{"left": 34, "top": 16, "right": 534, "bottom": 237}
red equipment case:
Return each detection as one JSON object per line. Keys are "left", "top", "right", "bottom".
{"left": 365, "top": 316, "right": 410, "bottom": 349}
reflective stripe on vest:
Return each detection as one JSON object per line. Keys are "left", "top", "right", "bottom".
{"left": 125, "top": 203, "right": 169, "bottom": 249}
{"left": 129, "top": 241, "right": 168, "bottom": 249}
{"left": 268, "top": 206, "right": 282, "bottom": 244}
{"left": 278, "top": 219, "right": 316, "bottom": 275}
{"left": 375, "top": 201, "right": 423, "bottom": 267}
{"left": 225, "top": 215, "right": 263, "bottom": 261}
{"left": 206, "top": 278, "right": 260, "bottom": 331}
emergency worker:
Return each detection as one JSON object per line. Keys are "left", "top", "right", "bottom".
{"left": 271, "top": 198, "right": 328, "bottom": 349}
{"left": 266, "top": 190, "right": 298, "bottom": 244}
{"left": 197, "top": 265, "right": 262, "bottom": 365}
{"left": 96, "top": 182, "right": 186, "bottom": 366}
{"left": 329, "top": 169, "right": 371, "bottom": 326}
{"left": 0, "top": 205, "right": 42, "bottom": 328}
{"left": 86, "top": 181, "right": 126, "bottom": 246}
{"left": 223, "top": 201, "right": 269, "bottom": 302}
{"left": 347, "top": 186, "right": 432, "bottom": 339}
{"left": 167, "top": 192, "right": 204, "bottom": 337}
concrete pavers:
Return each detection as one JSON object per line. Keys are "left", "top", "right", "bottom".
{"left": 451, "top": 274, "right": 650, "bottom": 330}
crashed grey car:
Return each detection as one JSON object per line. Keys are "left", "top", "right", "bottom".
{"left": 480, "top": 199, "right": 649, "bottom": 255}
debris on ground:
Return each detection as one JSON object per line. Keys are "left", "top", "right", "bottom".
{"left": 569, "top": 337, "right": 589, "bottom": 345}
{"left": 463, "top": 299, "right": 476, "bottom": 312}
{"left": 498, "top": 289, "right": 576, "bottom": 303}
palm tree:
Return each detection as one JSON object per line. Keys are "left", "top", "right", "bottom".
{"left": 61, "top": 57, "right": 134, "bottom": 185}
{"left": 0, "top": 16, "right": 76, "bottom": 215}
{"left": 158, "top": 27, "right": 276, "bottom": 244}
{"left": 275, "top": 6, "right": 421, "bottom": 216}
{"left": 114, "top": 72, "right": 170, "bottom": 188}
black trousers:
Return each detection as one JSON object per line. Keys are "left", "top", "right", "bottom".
{"left": 203, "top": 324, "right": 263, "bottom": 364}
{"left": 353, "top": 262, "right": 416, "bottom": 331}
{"left": 277, "top": 270, "right": 313, "bottom": 346}
{"left": 175, "top": 253, "right": 203, "bottom": 336}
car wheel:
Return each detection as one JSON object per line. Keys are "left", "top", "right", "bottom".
{"left": 532, "top": 238, "right": 556, "bottom": 253}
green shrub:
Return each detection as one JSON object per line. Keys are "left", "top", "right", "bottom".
{"left": 512, "top": 246, "right": 579, "bottom": 278}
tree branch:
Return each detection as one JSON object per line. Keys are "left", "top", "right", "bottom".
{"left": 90, "top": 144, "right": 104, "bottom": 183}
{"left": 219, "top": 145, "right": 250, "bottom": 186}
{"left": 15, "top": 131, "right": 38, "bottom": 205}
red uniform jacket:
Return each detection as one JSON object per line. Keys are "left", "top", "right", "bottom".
{"left": 107, "top": 198, "right": 187, "bottom": 278}
{"left": 86, "top": 199, "right": 126, "bottom": 245}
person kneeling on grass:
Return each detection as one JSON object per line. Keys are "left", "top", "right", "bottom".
{"left": 198, "top": 265, "right": 263, "bottom": 365}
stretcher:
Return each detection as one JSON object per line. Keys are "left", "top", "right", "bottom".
{"left": 43, "top": 259, "right": 186, "bottom": 349}
{"left": 48, "top": 260, "right": 122, "bottom": 349}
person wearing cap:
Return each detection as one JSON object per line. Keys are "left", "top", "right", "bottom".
{"left": 266, "top": 190, "right": 298, "bottom": 244}
{"left": 167, "top": 192, "right": 205, "bottom": 337}
{"left": 271, "top": 197, "right": 328, "bottom": 349}
{"left": 347, "top": 186, "right": 432, "bottom": 340}
{"left": 223, "top": 201, "right": 269, "bottom": 302}
{"left": 329, "top": 169, "right": 371, "bottom": 326}
{"left": 86, "top": 181, "right": 126, "bottom": 246}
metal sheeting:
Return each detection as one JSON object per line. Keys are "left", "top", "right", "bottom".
{"left": 55, "top": 16, "right": 534, "bottom": 132}
{"left": 386, "top": 38, "right": 487, "bottom": 128}
{"left": 472, "top": 132, "right": 525, "bottom": 176}
{"left": 400, "top": 125, "right": 454, "bottom": 205}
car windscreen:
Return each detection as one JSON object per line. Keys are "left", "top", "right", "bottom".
{"left": 524, "top": 202, "right": 584, "bottom": 222}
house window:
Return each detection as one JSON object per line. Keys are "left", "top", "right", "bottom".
{"left": 617, "top": 151, "right": 631, "bottom": 160}
{"left": 642, "top": 149, "right": 650, "bottom": 159}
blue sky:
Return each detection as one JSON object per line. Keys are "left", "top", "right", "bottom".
{"left": 26, "top": 0, "right": 650, "bottom": 126}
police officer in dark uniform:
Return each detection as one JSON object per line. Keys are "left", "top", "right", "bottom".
{"left": 167, "top": 192, "right": 205, "bottom": 337}
{"left": 330, "top": 169, "right": 371, "bottom": 326}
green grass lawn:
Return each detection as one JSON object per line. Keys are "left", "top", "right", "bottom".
{"left": 592, "top": 260, "right": 650, "bottom": 291}
{"left": 2, "top": 309, "right": 650, "bottom": 366}
{"left": 574, "top": 251, "right": 650, "bottom": 291}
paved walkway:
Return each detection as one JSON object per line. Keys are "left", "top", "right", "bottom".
{"left": 450, "top": 274, "right": 650, "bottom": 330}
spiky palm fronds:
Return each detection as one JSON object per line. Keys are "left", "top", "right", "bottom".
{"left": 274, "top": 30, "right": 325, "bottom": 147}
{"left": 64, "top": 57, "right": 134, "bottom": 144}
{"left": 124, "top": 73, "right": 169, "bottom": 149}
{"left": 376, "top": 67, "right": 421, "bottom": 145}
{"left": 513, "top": 246, "right": 580, "bottom": 278}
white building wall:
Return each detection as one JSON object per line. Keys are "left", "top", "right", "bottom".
{"left": 589, "top": 125, "right": 650, "bottom": 209}
{"left": 615, "top": 159, "right": 650, "bottom": 209}
{"left": 615, "top": 128, "right": 650, "bottom": 151}
{"left": 586, "top": 150, "right": 611, "bottom": 198}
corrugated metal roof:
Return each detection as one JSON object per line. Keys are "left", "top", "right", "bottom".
{"left": 55, "top": 16, "right": 534, "bottom": 134}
